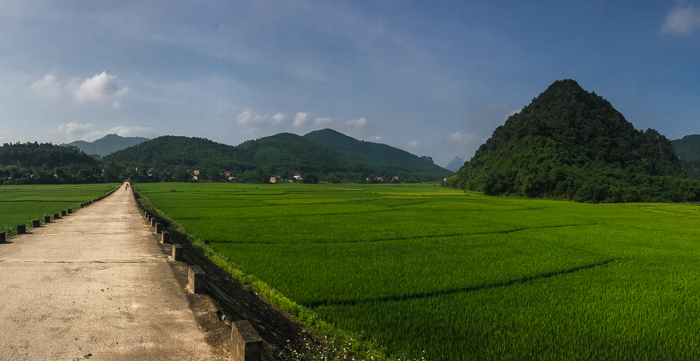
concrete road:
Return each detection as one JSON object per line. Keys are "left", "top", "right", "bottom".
{"left": 0, "top": 184, "right": 217, "bottom": 360}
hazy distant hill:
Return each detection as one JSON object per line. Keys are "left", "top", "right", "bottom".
{"left": 451, "top": 79, "right": 694, "bottom": 202}
{"left": 68, "top": 134, "right": 149, "bottom": 156}
{"left": 672, "top": 134, "right": 700, "bottom": 179}
{"left": 304, "top": 128, "right": 451, "bottom": 177}
{"left": 672, "top": 134, "right": 700, "bottom": 162}
{"left": 445, "top": 156, "right": 464, "bottom": 172}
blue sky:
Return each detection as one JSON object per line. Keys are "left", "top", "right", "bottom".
{"left": 2, "top": 1, "right": 700, "bottom": 167}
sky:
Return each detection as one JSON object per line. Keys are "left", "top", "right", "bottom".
{"left": 2, "top": 0, "right": 700, "bottom": 167}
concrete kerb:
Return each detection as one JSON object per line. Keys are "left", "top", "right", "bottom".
{"left": 231, "top": 320, "right": 263, "bottom": 361}
{"left": 135, "top": 195, "right": 269, "bottom": 361}
{"left": 188, "top": 265, "right": 206, "bottom": 294}
{"left": 172, "top": 244, "right": 183, "bottom": 261}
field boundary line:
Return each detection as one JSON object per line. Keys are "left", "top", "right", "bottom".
{"left": 206, "top": 223, "right": 598, "bottom": 245}
{"left": 305, "top": 257, "right": 620, "bottom": 308}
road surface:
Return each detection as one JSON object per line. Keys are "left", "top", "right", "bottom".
{"left": 0, "top": 183, "right": 218, "bottom": 360}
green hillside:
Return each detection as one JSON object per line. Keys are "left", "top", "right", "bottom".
{"left": 451, "top": 79, "right": 697, "bottom": 202}
{"left": 104, "top": 131, "right": 446, "bottom": 183}
{"left": 105, "top": 135, "right": 247, "bottom": 170}
{"left": 304, "top": 128, "right": 451, "bottom": 177}
{"left": 0, "top": 142, "right": 103, "bottom": 184}
{"left": 235, "top": 132, "right": 380, "bottom": 178}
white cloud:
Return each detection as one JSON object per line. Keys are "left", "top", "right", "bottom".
{"left": 447, "top": 131, "right": 478, "bottom": 146}
{"left": 407, "top": 140, "right": 420, "bottom": 148}
{"left": 105, "top": 125, "right": 158, "bottom": 138}
{"left": 271, "top": 112, "right": 286, "bottom": 124}
{"left": 237, "top": 108, "right": 287, "bottom": 126}
{"left": 346, "top": 116, "right": 367, "bottom": 128}
{"left": 369, "top": 135, "right": 382, "bottom": 142}
{"left": 314, "top": 117, "right": 336, "bottom": 126}
{"left": 30, "top": 73, "right": 61, "bottom": 99}
{"left": 293, "top": 112, "right": 311, "bottom": 128}
{"left": 74, "top": 71, "right": 128, "bottom": 108}
{"left": 31, "top": 71, "right": 128, "bottom": 108}
{"left": 57, "top": 123, "right": 158, "bottom": 142}
{"left": 58, "top": 122, "right": 96, "bottom": 139}
{"left": 662, "top": 4, "right": 700, "bottom": 34}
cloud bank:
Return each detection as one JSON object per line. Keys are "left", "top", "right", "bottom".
{"left": 31, "top": 71, "right": 128, "bottom": 109}
{"left": 236, "top": 109, "right": 287, "bottom": 126}
{"left": 58, "top": 122, "right": 158, "bottom": 142}
{"left": 74, "top": 71, "right": 129, "bottom": 108}
{"left": 662, "top": 4, "right": 700, "bottom": 34}
{"left": 447, "top": 131, "right": 477, "bottom": 146}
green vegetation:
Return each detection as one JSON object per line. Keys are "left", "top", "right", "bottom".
{"left": 304, "top": 129, "right": 451, "bottom": 177}
{"left": 0, "top": 183, "right": 118, "bottom": 235}
{"left": 136, "top": 182, "right": 700, "bottom": 360}
{"left": 450, "top": 79, "right": 698, "bottom": 202}
{"left": 105, "top": 131, "right": 447, "bottom": 183}
{"left": 236, "top": 132, "right": 380, "bottom": 181}
{"left": 0, "top": 142, "right": 103, "bottom": 184}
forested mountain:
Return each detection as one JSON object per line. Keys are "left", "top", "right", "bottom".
{"left": 450, "top": 79, "right": 698, "bottom": 202}
{"left": 445, "top": 156, "right": 464, "bottom": 172}
{"left": 672, "top": 134, "right": 700, "bottom": 179}
{"left": 105, "top": 135, "right": 242, "bottom": 168}
{"left": 68, "top": 134, "right": 149, "bottom": 156}
{"left": 0, "top": 142, "right": 102, "bottom": 184}
{"left": 236, "top": 132, "right": 380, "bottom": 179}
{"left": 103, "top": 132, "right": 433, "bottom": 183}
{"left": 304, "top": 129, "right": 451, "bottom": 177}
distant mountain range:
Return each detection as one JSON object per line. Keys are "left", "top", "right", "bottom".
{"left": 68, "top": 134, "right": 150, "bottom": 156}
{"left": 445, "top": 156, "right": 464, "bottom": 172}
{"left": 104, "top": 129, "right": 451, "bottom": 181}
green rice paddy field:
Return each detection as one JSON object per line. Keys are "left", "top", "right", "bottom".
{"left": 0, "top": 184, "right": 118, "bottom": 235}
{"left": 136, "top": 182, "right": 700, "bottom": 360}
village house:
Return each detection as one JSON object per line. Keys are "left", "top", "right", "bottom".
{"left": 193, "top": 170, "right": 202, "bottom": 181}
{"left": 293, "top": 173, "right": 303, "bottom": 181}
